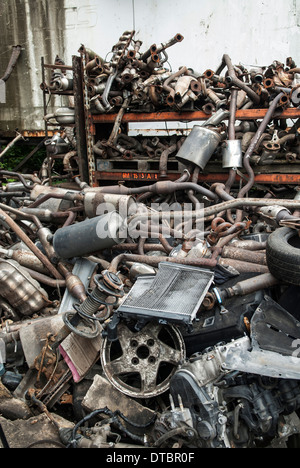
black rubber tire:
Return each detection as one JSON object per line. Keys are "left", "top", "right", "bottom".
{"left": 266, "top": 227, "right": 300, "bottom": 286}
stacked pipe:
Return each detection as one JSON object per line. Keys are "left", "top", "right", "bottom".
{"left": 81, "top": 34, "right": 300, "bottom": 115}
{"left": 41, "top": 32, "right": 300, "bottom": 119}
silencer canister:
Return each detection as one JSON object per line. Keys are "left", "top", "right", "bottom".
{"left": 222, "top": 140, "right": 243, "bottom": 169}
{"left": 52, "top": 211, "right": 126, "bottom": 259}
{"left": 176, "top": 126, "right": 221, "bottom": 170}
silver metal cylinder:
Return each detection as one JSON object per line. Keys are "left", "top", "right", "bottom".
{"left": 222, "top": 140, "right": 243, "bottom": 168}
{"left": 176, "top": 126, "right": 221, "bottom": 170}
{"left": 84, "top": 192, "right": 137, "bottom": 219}
{"left": 54, "top": 108, "right": 75, "bottom": 125}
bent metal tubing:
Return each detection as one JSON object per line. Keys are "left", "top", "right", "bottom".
{"left": 0, "top": 208, "right": 63, "bottom": 280}
{"left": 235, "top": 91, "right": 285, "bottom": 222}
{"left": 222, "top": 54, "right": 260, "bottom": 105}
{"left": 108, "top": 247, "right": 222, "bottom": 274}
{"left": 128, "top": 198, "right": 300, "bottom": 223}
{"left": 97, "top": 179, "right": 218, "bottom": 201}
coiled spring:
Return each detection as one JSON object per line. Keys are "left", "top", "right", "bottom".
{"left": 63, "top": 271, "right": 124, "bottom": 339}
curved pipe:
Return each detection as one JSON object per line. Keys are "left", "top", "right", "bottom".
{"left": 223, "top": 54, "right": 260, "bottom": 105}
{"left": 148, "top": 85, "right": 161, "bottom": 106}
{"left": 93, "top": 98, "right": 106, "bottom": 113}
{"left": 0, "top": 170, "right": 31, "bottom": 192}
{"left": 102, "top": 71, "right": 118, "bottom": 111}
{"left": 22, "top": 267, "right": 66, "bottom": 288}
{"left": 159, "top": 143, "right": 177, "bottom": 178}
{"left": 28, "top": 191, "right": 83, "bottom": 209}
{"left": 96, "top": 179, "right": 218, "bottom": 201}
{"left": 108, "top": 248, "right": 221, "bottom": 273}
{"left": 93, "top": 140, "right": 106, "bottom": 157}
{"left": 63, "top": 150, "right": 78, "bottom": 172}
{"left": 163, "top": 66, "right": 188, "bottom": 105}
{"left": 136, "top": 169, "right": 190, "bottom": 203}
{"left": 235, "top": 92, "right": 285, "bottom": 221}
{"left": 0, "top": 208, "right": 63, "bottom": 280}
{"left": 211, "top": 183, "right": 234, "bottom": 201}
{"left": 128, "top": 198, "right": 300, "bottom": 222}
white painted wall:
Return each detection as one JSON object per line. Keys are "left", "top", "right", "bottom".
{"left": 63, "top": 0, "right": 300, "bottom": 71}
{"left": 0, "top": 0, "right": 299, "bottom": 133}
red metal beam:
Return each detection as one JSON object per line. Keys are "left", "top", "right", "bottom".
{"left": 91, "top": 107, "right": 300, "bottom": 124}
{"left": 93, "top": 171, "right": 300, "bottom": 185}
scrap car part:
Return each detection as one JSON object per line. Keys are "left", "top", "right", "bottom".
{"left": 60, "top": 406, "right": 150, "bottom": 448}
{"left": 222, "top": 139, "right": 243, "bottom": 169}
{"left": 176, "top": 125, "right": 221, "bottom": 170}
{"left": 52, "top": 211, "right": 126, "bottom": 259}
{"left": 58, "top": 258, "right": 97, "bottom": 315}
{"left": 0, "top": 45, "right": 22, "bottom": 104}
{"left": 62, "top": 270, "right": 124, "bottom": 339}
{"left": 83, "top": 192, "right": 137, "bottom": 218}
{"left": 0, "top": 259, "right": 49, "bottom": 317}
{"left": 266, "top": 227, "right": 300, "bottom": 285}
{"left": 152, "top": 395, "right": 197, "bottom": 447}
{"left": 101, "top": 320, "right": 186, "bottom": 398}
{"left": 0, "top": 45, "right": 22, "bottom": 83}
{"left": 115, "top": 262, "right": 214, "bottom": 329}
{"left": 170, "top": 330, "right": 300, "bottom": 447}
{"left": 224, "top": 297, "right": 300, "bottom": 379}
{"left": 183, "top": 275, "right": 266, "bottom": 356}
{"left": 0, "top": 207, "right": 63, "bottom": 280}
{"left": 170, "top": 338, "right": 249, "bottom": 447}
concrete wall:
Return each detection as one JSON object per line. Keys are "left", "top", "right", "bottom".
{"left": 0, "top": 0, "right": 299, "bottom": 135}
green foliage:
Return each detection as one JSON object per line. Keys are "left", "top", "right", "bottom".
{"left": 0, "top": 143, "right": 47, "bottom": 172}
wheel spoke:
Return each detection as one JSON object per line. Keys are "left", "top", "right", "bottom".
{"left": 157, "top": 342, "right": 183, "bottom": 365}
{"left": 117, "top": 323, "right": 135, "bottom": 352}
{"left": 140, "top": 367, "right": 158, "bottom": 393}
{"left": 106, "top": 356, "right": 134, "bottom": 376}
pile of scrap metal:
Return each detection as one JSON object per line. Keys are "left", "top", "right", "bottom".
{"left": 66, "top": 31, "right": 300, "bottom": 115}
{"left": 0, "top": 33, "right": 300, "bottom": 449}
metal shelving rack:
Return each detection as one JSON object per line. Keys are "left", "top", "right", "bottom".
{"left": 89, "top": 107, "right": 300, "bottom": 188}
{"left": 42, "top": 53, "right": 300, "bottom": 188}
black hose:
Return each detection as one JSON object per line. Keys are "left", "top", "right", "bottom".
{"left": 153, "top": 427, "right": 197, "bottom": 447}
